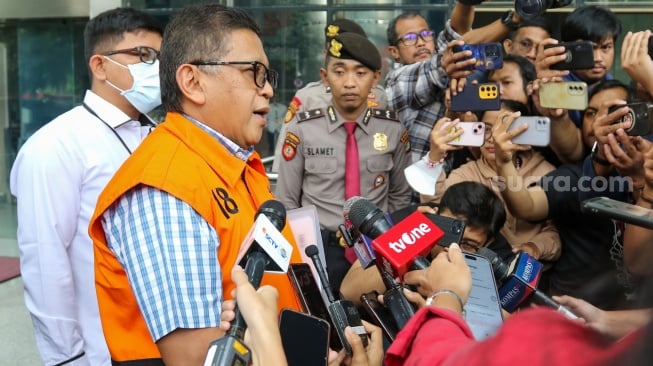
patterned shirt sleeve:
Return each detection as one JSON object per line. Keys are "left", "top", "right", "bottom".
{"left": 102, "top": 186, "right": 222, "bottom": 341}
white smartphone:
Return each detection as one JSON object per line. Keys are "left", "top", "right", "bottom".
{"left": 508, "top": 116, "right": 551, "bottom": 147}
{"left": 581, "top": 196, "right": 653, "bottom": 230}
{"left": 443, "top": 121, "right": 486, "bottom": 147}
{"left": 463, "top": 252, "right": 504, "bottom": 340}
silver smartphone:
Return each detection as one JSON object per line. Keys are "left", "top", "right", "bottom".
{"left": 463, "top": 252, "right": 504, "bottom": 340}
{"left": 580, "top": 196, "right": 653, "bottom": 230}
{"left": 508, "top": 116, "right": 551, "bottom": 147}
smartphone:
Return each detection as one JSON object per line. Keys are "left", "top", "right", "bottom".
{"left": 359, "top": 290, "right": 400, "bottom": 342}
{"left": 544, "top": 41, "right": 595, "bottom": 70}
{"left": 450, "top": 82, "right": 501, "bottom": 112}
{"left": 443, "top": 121, "right": 486, "bottom": 147}
{"left": 508, "top": 116, "right": 551, "bottom": 146}
{"left": 580, "top": 196, "right": 653, "bottom": 230}
{"left": 287, "top": 263, "right": 342, "bottom": 350}
{"left": 607, "top": 102, "right": 653, "bottom": 136}
{"left": 538, "top": 81, "right": 588, "bottom": 110}
{"left": 279, "top": 308, "right": 330, "bottom": 366}
{"left": 463, "top": 252, "right": 504, "bottom": 340}
{"left": 453, "top": 42, "right": 504, "bottom": 71}
{"left": 425, "top": 213, "right": 466, "bottom": 248}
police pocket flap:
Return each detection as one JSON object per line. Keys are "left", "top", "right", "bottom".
{"left": 305, "top": 156, "right": 337, "bottom": 174}
{"left": 366, "top": 155, "right": 393, "bottom": 172}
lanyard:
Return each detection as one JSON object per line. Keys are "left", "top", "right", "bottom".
{"left": 82, "top": 102, "right": 134, "bottom": 155}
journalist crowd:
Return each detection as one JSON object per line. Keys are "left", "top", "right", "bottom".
{"left": 9, "top": 1, "right": 653, "bottom": 365}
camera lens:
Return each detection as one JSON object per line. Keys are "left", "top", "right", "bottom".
{"left": 514, "top": 0, "right": 547, "bottom": 19}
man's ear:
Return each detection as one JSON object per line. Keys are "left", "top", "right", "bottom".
{"left": 319, "top": 67, "right": 328, "bottom": 86}
{"left": 89, "top": 55, "right": 107, "bottom": 81}
{"left": 177, "top": 64, "right": 206, "bottom": 105}
{"left": 388, "top": 45, "right": 400, "bottom": 63}
{"left": 373, "top": 70, "right": 382, "bottom": 87}
{"left": 503, "top": 39, "right": 513, "bottom": 53}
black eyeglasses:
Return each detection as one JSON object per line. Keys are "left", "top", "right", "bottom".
{"left": 189, "top": 60, "right": 278, "bottom": 89}
{"left": 459, "top": 239, "right": 482, "bottom": 253}
{"left": 103, "top": 46, "right": 160, "bottom": 65}
{"left": 396, "top": 30, "right": 435, "bottom": 46}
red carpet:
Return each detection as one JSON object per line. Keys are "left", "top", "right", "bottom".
{"left": 0, "top": 256, "right": 20, "bottom": 283}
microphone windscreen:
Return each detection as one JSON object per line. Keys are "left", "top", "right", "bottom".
{"left": 349, "top": 199, "right": 390, "bottom": 239}
{"left": 343, "top": 196, "right": 365, "bottom": 219}
{"left": 257, "top": 200, "right": 286, "bottom": 230}
{"left": 305, "top": 245, "right": 319, "bottom": 258}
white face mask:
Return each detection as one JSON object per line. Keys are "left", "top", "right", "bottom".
{"left": 104, "top": 56, "right": 162, "bottom": 114}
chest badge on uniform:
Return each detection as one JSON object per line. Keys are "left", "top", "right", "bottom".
{"left": 373, "top": 133, "right": 388, "bottom": 151}
{"left": 374, "top": 174, "right": 385, "bottom": 189}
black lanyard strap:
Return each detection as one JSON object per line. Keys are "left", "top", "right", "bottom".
{"left": 82, "top": 102, "right": 133, "bottom": 155}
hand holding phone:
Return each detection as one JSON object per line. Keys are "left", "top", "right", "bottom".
{"left": 443, "top": 121, "right": 486, "bottom": 147}
{"left": 607, "top": 102, "right": 653, "bottom": 136}
{"left": 453, "top": 42, "right": 504, "bottom": 71}
{"left": 581, "top": 196, "right": 653, "bottom": 229}
{"left": 507, "top": 116, "right": 551, "bottom": 146}
{"left": 543, "top": 41, "right": 595, "bottom": 70}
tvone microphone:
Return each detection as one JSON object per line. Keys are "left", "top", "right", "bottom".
{"left": 349, "top": 199, "right": 443, "bottom": 278}
{"left": 339, "top": 196, "right": 378, "bottom": 269}
{"left": 206, "top": 200, "right": 291, "bottom": 366}
{"left": 477, "top": 247, "right": 577, "bottom": 319}
{"left": 305, "top": 245, "right": 368, "bottom": 355}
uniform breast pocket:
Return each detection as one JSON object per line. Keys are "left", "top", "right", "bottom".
{"left": 305, "top": 156, "right": 337, "bottom": 175}
{"left": 366, "top": 155, "right": 393, "bottom": 173}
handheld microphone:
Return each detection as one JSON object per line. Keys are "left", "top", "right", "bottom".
{"left": 348, "top": 199, "right": 444, "bottom": 329}
{"left": 206, "top": 200, "right": 291, "bottom": 366}
{"left": 339, "top": 196, "right": 378, "bottom": 269}
{"left": 305, "top": 245, "right": 368, "bottom": 355}
{"left": 477, "top": 247, "right": 577, "bottom": 319}
{"left": 349, "top": 199, "right": 443, "bottom": 279}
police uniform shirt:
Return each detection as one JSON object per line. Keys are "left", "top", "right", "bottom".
{"left": 270, "top": 82, "right": 388, "bottom": 172}
{"left": 276, "top": 105, "right": 413, "bottom": 231}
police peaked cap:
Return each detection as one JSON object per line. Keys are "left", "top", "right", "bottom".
{"left": 328, "top": 32, "right": 382, "bottom": 71}
{"left": 324, "top": 19, "right": 367, "bottom": 41}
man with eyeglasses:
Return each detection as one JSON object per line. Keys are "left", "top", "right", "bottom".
{"left": 87, "top": 4, "right": 305, "bottom": 365}
{"left": 9, "top": 8, "right": 162, "bottom": 366}
{"left": 385, "top": 4, "right": 524, "bottom": 170}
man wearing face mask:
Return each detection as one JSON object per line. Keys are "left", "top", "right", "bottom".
{"left": 9, "top": 8, "right": 162, "bottom": 366}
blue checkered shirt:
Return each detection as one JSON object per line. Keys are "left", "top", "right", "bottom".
{"left": 101, "top": 114, "right": 253, "bottom": 341}
{"left": 385, "top": 19, "right": 460, "bottom": 163}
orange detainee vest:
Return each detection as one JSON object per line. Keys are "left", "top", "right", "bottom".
{"left": 89, "top": 112, "right": 302, "bottom": 363}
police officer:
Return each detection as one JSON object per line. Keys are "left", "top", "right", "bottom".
{"left": 271, "top": 18, "right": 388, "bottom": 172}
{"left": 276, "top": 32, "right": 413, "bottom": 292}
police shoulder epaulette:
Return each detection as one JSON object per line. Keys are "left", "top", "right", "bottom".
{"left": 297, "top": 108, "right": 325, "bottom": 123}
{"left": 371, "top": 109, "right": 398, "bottom": 121}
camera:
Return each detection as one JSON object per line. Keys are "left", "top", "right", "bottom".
{"left": 515, "top": 0, "right": 573, "bottom": 19}
{"left": 608, "top": 102, "right": 653, "bottom": 136}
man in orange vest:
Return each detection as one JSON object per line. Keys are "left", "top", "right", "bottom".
{"left": 88, "top": 4, "right": 302, "bottom": 365}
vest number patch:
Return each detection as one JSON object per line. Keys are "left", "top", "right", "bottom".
{"left": 212, "top": 187, "right": 239, "bottom": 218}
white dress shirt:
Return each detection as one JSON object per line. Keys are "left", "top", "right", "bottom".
{"left": 10, "top": 90, "right": 153, "bottom": 366}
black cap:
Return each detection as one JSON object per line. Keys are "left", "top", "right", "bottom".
{"left": 327, "top": 32, "right": 381, "bottom": 71}
{"left": 324, "top": 19, "right": 367, "bottom": 42}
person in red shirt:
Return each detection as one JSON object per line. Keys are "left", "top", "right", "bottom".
{"left": 385, "top": 243, "right": 651, "bottom": 366}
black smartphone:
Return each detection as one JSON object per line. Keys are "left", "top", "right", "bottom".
{"left": 453, "top": 42, "right": 504, "bottom": 71}
{"left": 287, "top": 263, "right": 342, "bottom": 350}
{"left": 359, "top": 290, "right": 400, "bottom": 342}
{"left": 581, "top": 196, "right": 653, "bottom": 230}
{"left": 425, "top": 213, "right": 466, "bottom": 248}
{"left": 544, "top": 41, "right": 594, "bottom": 70}
{"left": 279, "top": 308, "right": 330, "bottom": 366}
{"left": 608, "top": 102, "right": 653, "bottom": 136}
{"left": 450, "top": 82, "right": 501, "bottom": 112}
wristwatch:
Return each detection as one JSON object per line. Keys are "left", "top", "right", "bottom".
{"left": 591, "top": 141, "right": 611, "bottom": 166}
{"left": 501, "top": 10, "right": 518, "bottom": 30}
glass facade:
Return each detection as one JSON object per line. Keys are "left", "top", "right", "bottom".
{"left": 0, "top": 0, "right": 652, "bottom": 239}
